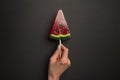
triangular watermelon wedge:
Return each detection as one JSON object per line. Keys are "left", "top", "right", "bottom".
{"left": 50, "top": 9, "right": 71, "bottom": 40}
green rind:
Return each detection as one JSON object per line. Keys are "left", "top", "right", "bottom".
{"left": 50, "top": 35, "right": 71, "bottom": 40}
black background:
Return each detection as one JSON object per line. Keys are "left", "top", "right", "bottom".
{"left": 1, "top": 0, "right": 120, "bottom": 80}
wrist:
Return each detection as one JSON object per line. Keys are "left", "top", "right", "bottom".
{"left": 48, "top": 75, "right": 60, "bottom": 80}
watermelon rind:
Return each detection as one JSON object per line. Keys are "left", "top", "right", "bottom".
{"left": 50, "top": 33, "right": 71, "bottom": 40}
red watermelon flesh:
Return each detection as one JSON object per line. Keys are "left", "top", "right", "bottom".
{"left": 50, "top": 9, "right": 71, "bottom": 40}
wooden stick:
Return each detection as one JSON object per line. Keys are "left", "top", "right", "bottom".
{"left": 59, "top": 39, "right": 61, "bottom": 46}
{"left": 59, "top": 39, "right": 62, "bottom": 58}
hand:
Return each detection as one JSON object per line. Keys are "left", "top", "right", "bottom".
{"left": 48, "top": 44, "right": 71, "bottom": 80}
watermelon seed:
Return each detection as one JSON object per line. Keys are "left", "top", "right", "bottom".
{"left": 55, "top": 29, "right": 59, "bottom": 34}
{"left": 61, "top": 30, "right": 64, "bottom": 33}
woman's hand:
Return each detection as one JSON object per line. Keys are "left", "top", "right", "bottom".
{"left": 48, "top": 44, "right": 71, "bottom": 80}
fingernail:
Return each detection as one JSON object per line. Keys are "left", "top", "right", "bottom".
{"left": 57, "top": 44, "right": 60, "bottom": 49}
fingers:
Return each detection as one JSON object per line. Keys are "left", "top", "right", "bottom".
{"left": 50, "top": 45, "right": 61, "bottom": 61}
{"left": 50, "top": 44, "right": 69, "bottom": 64}
{"left": 60, "top": 44, "right": 69, "bottom": 63}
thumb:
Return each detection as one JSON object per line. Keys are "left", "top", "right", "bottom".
{"left": 51, "top": 44, "right": 61, "bottom": 59}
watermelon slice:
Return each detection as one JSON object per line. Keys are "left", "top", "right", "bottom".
{"left": 50, "top": 9, "right": 71, "bottom": 40}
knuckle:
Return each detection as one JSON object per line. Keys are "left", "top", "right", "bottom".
{"left": 65, "top": 48, "right": 69, "bottom": 52}
{"left": 68, "top": 60, "right": 71, "bottom": 66}
{"left": 68, "top": 62, "right": 71, "bottom": 66}
{"left": 60, "top": 60, "right": 69, "bottom": 65}
{"left": 50, "top": 57, "right": 55, "bottom": 63}
{"left": 50, "top": 57, "right": 53, "bottom": 61}
{"left": 64, "top": 61, "right": 68, "bottom": 64}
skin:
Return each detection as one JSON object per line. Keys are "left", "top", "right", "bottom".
{"left": 48, "top": 44, "right": 71, "bottom": 80}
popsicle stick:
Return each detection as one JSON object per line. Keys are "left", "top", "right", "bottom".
{"left": 59, "top": 39, "right": 61, "bottom": 46}
{"left": 59, "top": 39, "right": 62, "bottom": 58}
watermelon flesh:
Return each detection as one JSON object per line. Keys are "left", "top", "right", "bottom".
{"left": 50, "top": 9, "right": 71, "bottom": 40}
